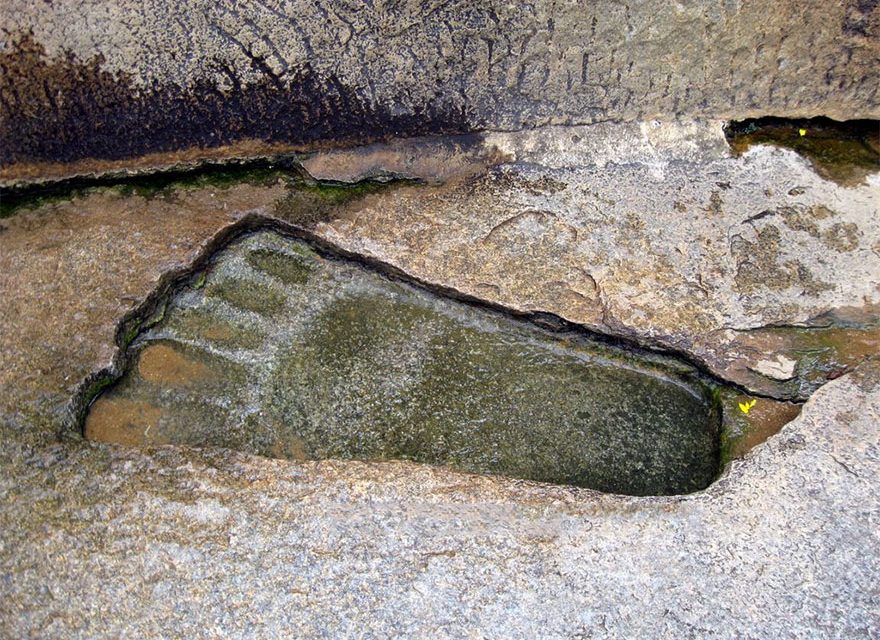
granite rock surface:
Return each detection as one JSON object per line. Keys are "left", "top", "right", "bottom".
{"left": 1, "top": 0, "right": 878, "bottom": 180}
{"left": 0, "top": 122, "right": 878, "bottom": 637}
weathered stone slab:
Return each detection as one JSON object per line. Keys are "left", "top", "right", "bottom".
{"left": 2, "top": 0, "right": 878, "bottom": 181}
{"left": 315, "top": 122, "right": 880, "bottom": 400}
{"left": 0, "top": 121, "right": 877, "bottom": 638}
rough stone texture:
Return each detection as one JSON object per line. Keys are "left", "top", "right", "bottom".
{"left": 2, "top": 0, "right": 879, "bottom": 180}
{"left": 0, "top": 122, "right": 878, "bottom": 637}
{"left": 751, "top": 355, "right": 798, "bottom": 381}
{"left": 316, "top": 121, "right": 880, "bottom": 399}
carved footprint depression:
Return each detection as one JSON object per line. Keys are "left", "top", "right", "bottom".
{"left": 84, "top": 230, "right": 724, "bottom": 496}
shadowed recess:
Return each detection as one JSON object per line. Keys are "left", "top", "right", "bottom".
{"left": 83, "top": 230, "right": 725, "bottom": 496}
{"left": 725, "top": 117, "right": 880, "bottom": 185}
{"left": 0, "top": 33, "right": 468, "bottom": 168}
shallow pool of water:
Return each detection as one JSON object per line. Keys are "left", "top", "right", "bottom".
{"left": 85, "top": 230, "right": 722, "bottom": 495}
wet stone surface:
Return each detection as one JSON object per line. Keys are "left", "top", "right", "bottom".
{"left": 85, "top": 231, "right": 722, "bottom": 495}
{"left": 726, "top": 117, "right": 880, "bottom": 186}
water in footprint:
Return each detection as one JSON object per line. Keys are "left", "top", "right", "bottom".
{"left": 85, "top": 231, "right": 722, "bottom": 495}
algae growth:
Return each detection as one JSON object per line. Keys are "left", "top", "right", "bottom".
{"left": 726, "top": 117, "right": 879, "bottom": 185}
{"left": 84, "top": 230, "right": 726, "bottom": 496}
{"left": 0, "top": 154, "right": 401, "bottom": 219}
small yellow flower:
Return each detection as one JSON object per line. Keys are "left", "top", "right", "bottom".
{"left": 738, "top": 399, "right": 757, "bottom": 415}
{"left": 798, "top": 128, "right": 807, "bottom": 137}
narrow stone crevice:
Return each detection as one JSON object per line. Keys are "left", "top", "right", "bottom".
{"left": 0, "top": 155, "right": 308, "bottom": 218}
